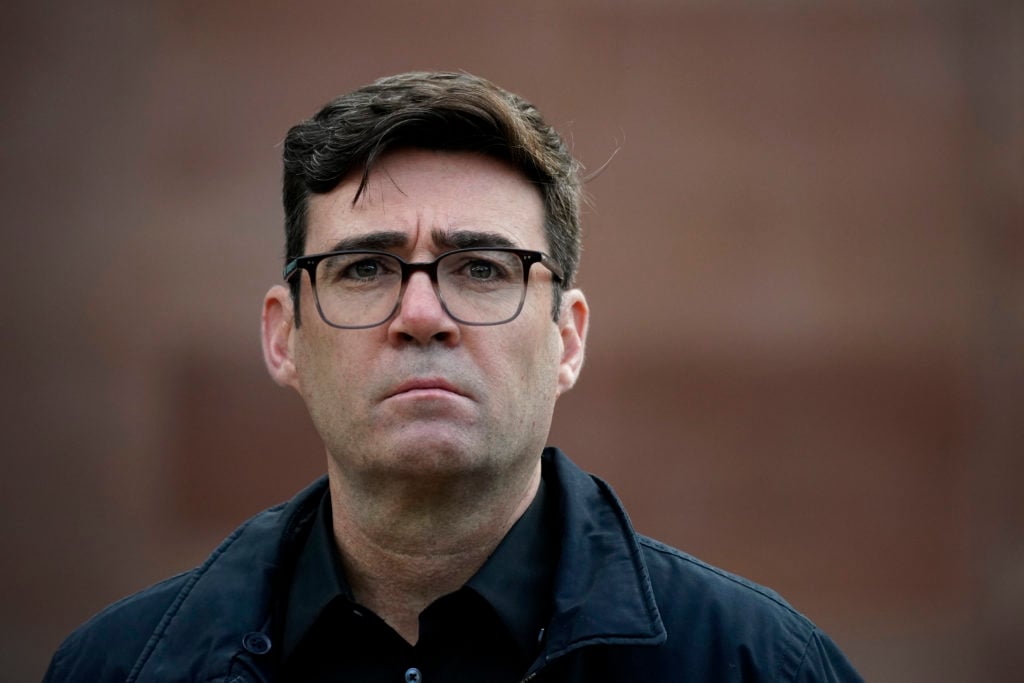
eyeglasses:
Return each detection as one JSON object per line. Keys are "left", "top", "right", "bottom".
{"left": 284, "top": 247, "right": 564, "bottom": 329}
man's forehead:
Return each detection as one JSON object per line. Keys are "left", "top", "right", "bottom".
{"left": 304, "top": 150, "right": 546, "bottom": 254}
{"left": 328, "top": 148, "right": 536, "bottom": 204}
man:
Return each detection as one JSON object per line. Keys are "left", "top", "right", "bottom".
{"left": 45, "top": 72, "right": 862, "bottom": 682}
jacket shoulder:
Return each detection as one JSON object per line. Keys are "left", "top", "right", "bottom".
{"left": 637, "top": 536, "right": 863, "bottom": 681}
{"left": 43, "top": 479, "right": 327, "bottom": 682}
{"left": 639, "top": 535, "right": 803, "bottom": 621}
{"left": 43, "top": 571, "right": 193, "bottom": 682}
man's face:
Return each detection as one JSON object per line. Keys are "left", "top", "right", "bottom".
{"left": 263, "top": 149, "right": 587, "bottom": 490}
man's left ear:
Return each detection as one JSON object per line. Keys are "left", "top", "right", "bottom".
{"left": 555, "top": 289, "right": 589, "bottom": 396}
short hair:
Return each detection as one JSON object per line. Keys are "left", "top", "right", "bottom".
{"left": 281, "top": 71, "right": 583, "bottom": 323}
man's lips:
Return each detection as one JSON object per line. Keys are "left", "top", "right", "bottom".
{"left": 385, "top": 378, "right": 469, "bottom": 399}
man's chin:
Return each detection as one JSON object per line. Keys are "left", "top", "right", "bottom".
{"left": 342, "top": 426, "right": 474, "bottom": 470}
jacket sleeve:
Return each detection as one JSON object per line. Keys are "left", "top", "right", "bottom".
{"left": 795, "top": 628, "right": 864, "bottom": 682}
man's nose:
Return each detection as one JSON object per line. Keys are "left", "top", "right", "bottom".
{"left": 387, "top": 271, "right": 460, "bottom": 344}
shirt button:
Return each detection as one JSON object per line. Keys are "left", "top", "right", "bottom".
{"left": 241, "top": 632, "right": 272, "bottom": 655}
{"left": 404, "top": 667, "right": 422, "bottom": 683}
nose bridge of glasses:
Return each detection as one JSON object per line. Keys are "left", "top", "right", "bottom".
{"left": 397, "top": 260, "right": 446, "bottom": 313}
{"left": 401, "top": 259, "right": 442, "bottom": 284}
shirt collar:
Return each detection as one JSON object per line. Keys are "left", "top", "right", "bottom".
{"left": 467, "top": 476, "right": 558, "bottom": 658}
{"left": 280, "top": 487, "right": 351, "bottom": 663}
{"left": 280, "top": 473, "right": 558, "bottom": 662}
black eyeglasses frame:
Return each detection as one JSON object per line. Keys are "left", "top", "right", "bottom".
{"left": 283, "top": 247, "right": 564, "bottom": 329}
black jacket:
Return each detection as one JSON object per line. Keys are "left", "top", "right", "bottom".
{"left": 44, "top": 449, "right": 862, "bottom": 682}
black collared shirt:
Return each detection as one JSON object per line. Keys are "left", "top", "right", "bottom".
{"left": 278, "top": 478, "right": 558, "bottom": 683}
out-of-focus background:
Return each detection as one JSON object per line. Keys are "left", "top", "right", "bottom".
{"left": 2, "top": 1, "right": 1021, "bottom": 680}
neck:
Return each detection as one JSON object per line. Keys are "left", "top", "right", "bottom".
{"left": 326, "top": 457, "right": 542, "bottom": 644}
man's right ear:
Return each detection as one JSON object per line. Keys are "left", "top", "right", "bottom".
{"left": 261, "top": 285, "right": 299, "bottom": 390}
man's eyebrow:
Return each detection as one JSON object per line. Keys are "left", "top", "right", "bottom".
{"left": 324, "top": 229, "right": 517, "bottom": 254}
{"left": 326, "top": 231, "right": 408, "bottom": 252}
{"left": 432, "top": 229, "right": 517, "bottom": 250}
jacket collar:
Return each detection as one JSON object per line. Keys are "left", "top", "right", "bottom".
{"left": 540, "top": 447, "right": 666, "bottom": 663}
{"left": 131, "top": 449, "right": 665, "bottom": 681}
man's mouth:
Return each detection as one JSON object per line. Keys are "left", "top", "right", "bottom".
{"left": 386, "top": 378, "right": 468, "bottom": 399}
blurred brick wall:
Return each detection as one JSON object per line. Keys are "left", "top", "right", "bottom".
{"left": 2, "top": 1, "right": 1021, "bottom": 680}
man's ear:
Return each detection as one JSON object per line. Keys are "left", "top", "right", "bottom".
{"left": 262, "top": 284, "right": 299, "bottom": 390}
{"left": 555, "top": 288, "right": 589, "bottom": 397}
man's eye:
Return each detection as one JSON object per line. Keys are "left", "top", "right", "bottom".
{"left": 337, "top": 257, "right": 394, "bottom": 281}
{"left": 348, "top": 260, "right": 380, "bottom": 279}
{"left": 467, "top": 260, "right": 500, "bottom": 280}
